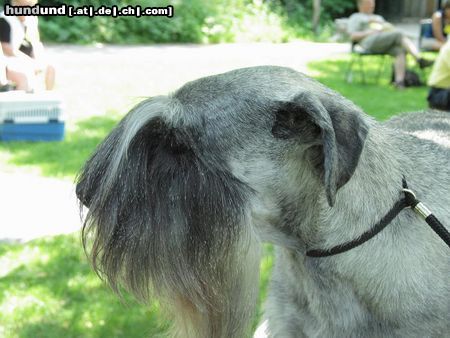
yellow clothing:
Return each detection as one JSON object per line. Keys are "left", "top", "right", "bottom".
{"left": 428, "top": 41, "right": 450, "bottom": 88}
{"left": 444, "top": 23, "right": 450, "bottom": 35}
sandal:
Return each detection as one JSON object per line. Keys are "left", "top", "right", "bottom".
{"left": 418, "top": 58, "right": 434, "bottom": 69}
{"left": 0, "top": 83, "right": 16, "bottom": 92}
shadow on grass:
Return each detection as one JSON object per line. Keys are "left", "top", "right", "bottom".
{"left": 0, "top": 234, "right": 169, "bottom": 338}
{"left": 308, "top": 56, "right": 430, "bottom": 120}
{"left": 0, "top": 234, "right": 273, "bottom": 338}
{"left": 0, "top": 115, "right": 120, "bottom": 179}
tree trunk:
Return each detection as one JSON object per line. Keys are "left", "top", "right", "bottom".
{"left": 312, "top": 0, "right": 321, "bottom": 36}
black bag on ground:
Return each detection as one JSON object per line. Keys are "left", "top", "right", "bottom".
{"left": 391, "top": 68, "right": 423, "bottom": 87}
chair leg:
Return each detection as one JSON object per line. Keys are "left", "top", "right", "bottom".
{"left": 375, "top": 55, "right": 386, "bottom": 84}
{"left": 347, "top": 54, "right": 390, "bottom": 85}
{"left": 346, "top": 56, "right": 356, "bottom": 83}
{"left": 357, "top": 55, "right": 366, "bottom": 84}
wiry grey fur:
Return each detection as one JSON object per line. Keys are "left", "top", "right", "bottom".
{"left": 76, "top": 66, "right": 450, "bottom": 338}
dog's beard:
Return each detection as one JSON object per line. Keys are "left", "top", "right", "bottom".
{"left": 77, "top": 98, "right": 261, "bottom": 337}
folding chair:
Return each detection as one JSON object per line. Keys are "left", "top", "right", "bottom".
{"left": 345, "top": 42, "right": 389, "bottom": 84}
{"left": 418, "top": 18, "right": 433, "bottom": 52}
{"left": 415, "top": 19, "right": 437, "bottom": 82}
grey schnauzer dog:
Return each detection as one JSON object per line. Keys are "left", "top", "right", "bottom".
{"left": 76, "top": 66, "right": 450, "bottom": 338}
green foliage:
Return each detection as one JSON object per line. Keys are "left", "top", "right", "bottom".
{"left": 37, "top": 0, "right": 293, "bottom": 44}
{"left": 200, "top": 0, "right": 290, "bottom": 43}
{"left": 38, "top": 0, "right": 210, "bottom": 43}
{"left": 279, "top": 0, "right": 356, "bottom": 39}
{"left": 36, "top": 0, "right": 358, "bottom": 44}
{"left": 320, "top": 0, "right": 356, "bottom": 18}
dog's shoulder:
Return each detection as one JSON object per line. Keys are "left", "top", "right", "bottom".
{"left": 383, "top": 110, "right": 450, "bottom": 151}
{"left": 383, "top": 110, "right": 450, "bottom": 134}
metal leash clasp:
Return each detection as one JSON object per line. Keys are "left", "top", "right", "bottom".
{"left": 402, "top": 188, "right": 416, "bottom": 209}
{"left": 413, "top": 202, "right": 432, "bottom": 219}
{"left": 402, "top": 188, "right": 431, "bottom": 219}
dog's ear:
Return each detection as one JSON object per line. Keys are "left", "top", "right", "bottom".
{"left": 272, "top": 91, "right": 369, "bottom": 206}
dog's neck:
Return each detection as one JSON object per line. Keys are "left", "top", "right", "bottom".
{"left": 308, "top": 124, "right": 410, "bottom": 255}
{"left": 251, "top": 124, "right": 412, "bottom": 255}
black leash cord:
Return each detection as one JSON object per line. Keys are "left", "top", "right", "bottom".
{"left": 402, "top": 178, "right": 450, "bottom": 248}
{"left": 306, "top": 179, "right": 450, "bottom": 258}
{"left": 426, "top": 214, "right": 450, "bottom": 247}
{"left": 306, "top": 199, "right": 408, "bottom": 257}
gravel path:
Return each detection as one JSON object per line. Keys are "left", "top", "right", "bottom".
{"left": 48, "top": 41, "right": 349, "bottom": 120}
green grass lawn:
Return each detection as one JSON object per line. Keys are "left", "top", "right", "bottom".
{"left": 0, "top": 234, "right": 169, "bottom": 337}
{"left": 308, "top": 55, "right": 431, "bottom": 120}
{"left": 0, "top": 114, "right": 119, "bottom": 179}
{"left": 0, "top": 56, "right": 433, "bottom": 337}
{"left": 0, "top": 234, "right": 273, "bottom": 338}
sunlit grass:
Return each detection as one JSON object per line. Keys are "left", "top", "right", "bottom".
{"left": 0, "top": 235, "right": 273, "bottom": 338}
{"left": 0, "top": 234, "right": 170, "bottom": 338}
{"left": 308, "top": 55, "right": 432, "bottom": 120}
{"left": 0, "top": 114, "right": 120, "bottom": 179}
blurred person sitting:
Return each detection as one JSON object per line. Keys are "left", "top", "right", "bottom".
{"left": 0, "top": 47, "right": 15, "bottom": 91}
{"left": 422, "top": 0, "right": 450, "bottom": 51}
{"left": 427, "top": 40, "right": 450, "bottom": 111}
{"left": 348, "top": 0, "right": 433, "bottom": 89}
{"left": 0, "top": 0, "right": 55, "bottom": 91}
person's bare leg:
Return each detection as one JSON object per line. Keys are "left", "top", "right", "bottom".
{"left": 0, "top": 66, "right": 7, "bottom": 85}
{"left": 5, "top": 56, "right": 36, "bottom": 91}
{"left": 45, "top": 64, "right": 55, "bottom": 90}
{"left": 432, "top": 40, "right": 444, "bottom": 51}
{"left": 0, "top": 50, "right": 8, "bottom": 85}
{"left": 401, "top": 37, "right": 421, "bottom": 60}
{"left": 6, "top": 68, "right": 29, "bottom": 90}
{"left": 402, "top": 36, "right": 433, "bottom": 68}
{"left": 394, "top": 52, "right": 406, "bottom": 86}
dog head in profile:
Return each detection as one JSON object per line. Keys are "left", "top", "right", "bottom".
{"left": 76, "top": 66, "right": 369, "bottom": 337}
